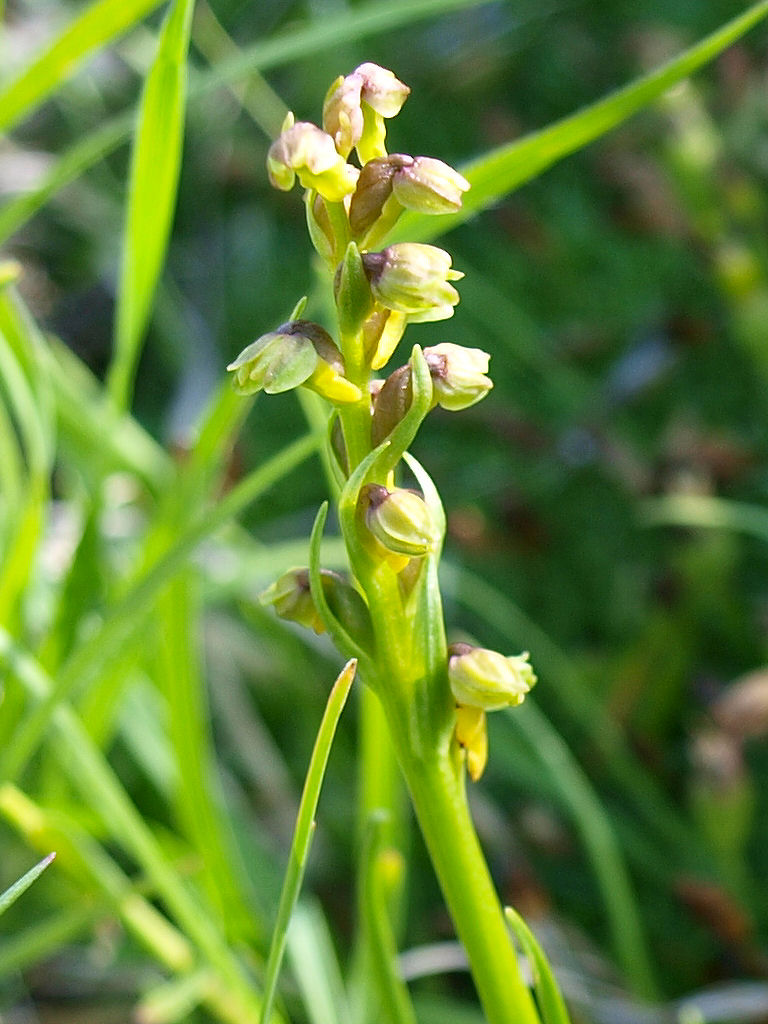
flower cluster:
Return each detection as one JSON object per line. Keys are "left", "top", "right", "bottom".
{"left": 229, "top": 64, "right": 533, "bottom": 783}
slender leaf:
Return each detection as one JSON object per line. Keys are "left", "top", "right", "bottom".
{"left": 108, "top": 0, "right": 195, "bottom": 411}
{"left": 0, "top": 0, "right": 164, "bottom": 134}
{"left": 259, "top": 659, "right": 357, "bottom": 1024}
{"left": 642, "top": 495, "right": 768, "bottom": 544}
{"left": 504, "top": 907, "right": 571, "bottom": 1024}
{"left": 392, "top": 0, "right": 768, "bottom": 242}
{"left": 0, "top": 431, "right": 319, "bottom": 783}
{"left": 286, "top": 902, "right": 354, "bottom": 1024}
{"left": 505, "top": 701, "right": 656, "bottom": 999}
{"left": 0, "top": 634, "right": 269, "bottom": 1021}
{"left": 0, "top": 853, "right": 55, "bottom": 917}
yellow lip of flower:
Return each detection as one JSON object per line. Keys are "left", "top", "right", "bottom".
{"left": 455, "top": 704, "right": 488, "bottom": 782}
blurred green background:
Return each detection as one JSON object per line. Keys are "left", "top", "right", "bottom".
{"left": 3, "top": 0, "right": 768, "bottom": 1020}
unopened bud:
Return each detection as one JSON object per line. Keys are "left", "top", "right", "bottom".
{"left": 455, "top": 704, "right": 488, "bottom": 782}
{"left": 349, "top": 154, "right": 469, "bottom": 244}
{"left": 267, "top": 115, "right": 358, "bottom": 202}
{"left": 261, "top": 568, "right": 373, "bottom": 650}
{"left": 391, "top": 156, "right": 469, "bottom": 214}
{"left": 362, "top": 244, "right": 463, "bottom": 323}
{"left": 448, "top": 643, "right": 536, "bottom": 711}
{"left": 424, "top": 343, "right": 492, "bottom": 411}
{"left": 361, "top": 484, "right": 439, "bottom": 558}
{"left": 227, "top": 320, "right": 361, "bottom": 403}
{"left": 323, "top": 63, "right": 409, "bottom": 162}
{"left": 371, "top": 364, "right": 412, "bottom": 447}
{"left": 260, "top": 568, "right": 324, "bottom": 633}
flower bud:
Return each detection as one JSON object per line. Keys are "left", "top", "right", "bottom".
{"left": 448, "top": 643, "right": 536, "bottom": 711}
{"left": 261, "top": 568, "right": 374, "bottom": 650}
{"left": 371, "top": 364, "right": 412, "bottom": 447}
{"left": 424, "top": 343, "right": 493, "bottom": 411}
{"left": 267, "top": 115, "right": 358, "bottom": 202}
{"left": 349, "top": 155, "right": 469, "bottom": 244}
{"left": 360, "top": 484, "right": 439, "bottom": 558}
{"left": 362, "top": 244, "right": 463, "bottom": 323}
{"left": 260, "top": 568, "right": 324, "bottom": 633}
{"left": 455, "top": 704, "right": 488, "bottom": 782}
{"left": 227, "top": 320, "right": 361, "bottom": 403}
{"left": 323, "top": 63, "right": 410, "bottom": 162}
{"left": 391, "top": 156, "right": 469, "bottom": 214}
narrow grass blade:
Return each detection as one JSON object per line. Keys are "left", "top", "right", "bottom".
{"left": 259, "top": 659, "right": 357, "bottom": 1024}
{"left": 0, "top": 0, "right": 164, "bottom": 134}
{"left": 0, "top": 636, "right": 268, "bottom": 1021}
{"left": 504, "top": 907, "right": 570, "bottom": 1024}
{"left": 0, "top": 853, "right": 55, "bottom": 917}
{"left": 392, "top": 0, "right": 768, "bottom": 242}
{"left": 108, "top": 0, "right": 195, "bottom": 412}
{"left": 359, "top": 812, "right": 418, "bottom": 1024}
{"left": 286, "top": 902, "right": 353, "bottom": 1024}
{"left": 0, "top": 905, "right": 96, "bottom": 977}
{"left": 506, "top": 702, "right": 656, "bottom": 999}
{"left": 0, "top": 432, "right": 319, "bottom": 783}
{"left": 642, "top": 495, "right": 768, "bottom": 544}
{"left": 156, "top": 573, "right": 256, "bottom": 940}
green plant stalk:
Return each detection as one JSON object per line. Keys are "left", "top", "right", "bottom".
{"left": 350, "top": 551, "right": 538, "bottom": 1024}
{"left": 377, "top": 669, "right": 540, "bottom": 1024}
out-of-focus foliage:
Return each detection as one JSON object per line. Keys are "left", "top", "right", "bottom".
{"left": 3, "top": 0, "right": 768, "bottom": 1021}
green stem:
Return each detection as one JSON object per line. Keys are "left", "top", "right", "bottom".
{"left": 395, "top": 735, "right": 540, "bottom": 1024}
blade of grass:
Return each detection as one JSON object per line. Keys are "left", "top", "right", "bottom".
{"left": 259, "top": 659, "right": 357, "bottom": 1024}
{"left": 0, "top": 430, "right": 319, "bottom": 783}
{"left": 504, "top": 907, "right": 570, "bottom": 1024}
{"left": 0, "top": 905, "right": 97, "bottom": 977}
{"left": 286, "top": 902, "right": 353, "bottom": 1024}
{"left": 357, "top": 812, "right": 418, "bottom": 1024}
{"left": 642, "top": 495, "right": 768, "bottom": 544}
{"left": 0, "top": 853, "right": 55, "bottom": 917}
{"left": 156, "top": 571, "right": 257, "bottom": 941}
{"left": 108, "top": 0, "right": 195, "bottom": 412}
{"left": 392, "top": 0, "right": 768, "bottom": 242}
{"left": 504, "top": 701, "right": 656, "bottom": 999}
{"left": 0, "top": 0, "right": 165, "bottom": 134}
{"left": 0, "top": 638, "right": 271, "bottom": 1021}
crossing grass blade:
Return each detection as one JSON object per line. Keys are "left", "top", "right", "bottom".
{"left": 0, "top": 853, "right": 55, "bottom": 918}
{"left": 0, "top": 0, "right": 164, "bottom": 135}
{"left": 108, "top": 0, "right": 196, "bottom": 412}
{"left": 504, "top": 907, "right": 571, "bottom": 1024}
{"left": 392, "top": 0, "right": 768, "bottom": 243}
{"left": 259, "top": 659, "right": 357, "bottom": 1024}
{"left": 642, "top": 495, "right": 768, "bottom": 544}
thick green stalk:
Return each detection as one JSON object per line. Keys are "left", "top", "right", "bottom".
{"left": 390, "top": 712, "right": 540, "bottom": 1024}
